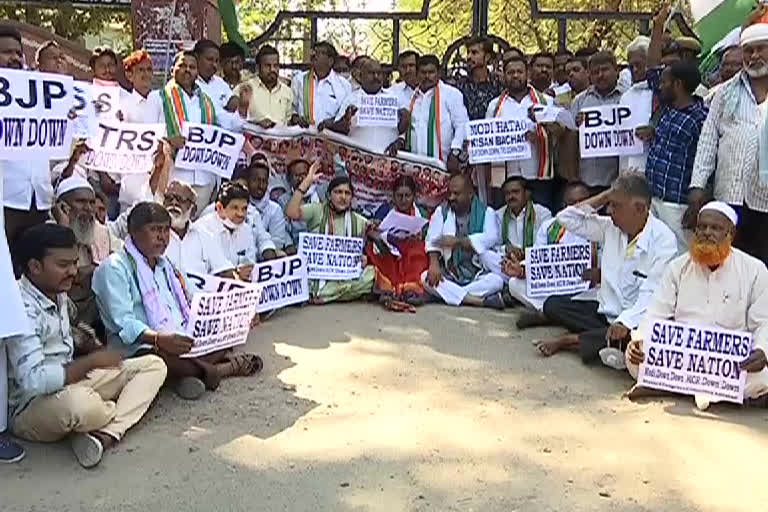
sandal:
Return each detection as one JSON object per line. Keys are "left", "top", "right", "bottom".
{"left": 221, "top": 353, "right": 264, "bottom": 377}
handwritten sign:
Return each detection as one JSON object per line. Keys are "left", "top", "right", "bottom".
{"left": 525, "top": 243, "right": 592, "bottom": 298}
{"left": 357, "top": 94, "right": 399, "bottom": 127}
{"left": 466, "top": 117, "right": 533, "bottom": 164}
{"left": 251, "top": 255, "right": 309, "bottom": 312}
{"left": 638, "top": 319, "right": 752, "bottom": 404}
{"left": 83, "top": 120, "right": 165, "bottom": 174}
{"left": 299, "top": 233, "right": 364, "bottom": 280}
{"left": 182, "top": 287, "right": 260, "bottom": 358}
{"left": 0, "top": 68, "right": 74, "bottom": 160}
{"left": 175, "top": 122, "right": 245, "bottom": 179}
{"left": 578, "top": 104, "right": 645, "bottom": 158}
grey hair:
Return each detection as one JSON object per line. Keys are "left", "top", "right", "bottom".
{"left": 626, "top": 36, "right": 650, "bottom": 55}
{"left": 612, "top": 172, "right": 651, "bottom": 205}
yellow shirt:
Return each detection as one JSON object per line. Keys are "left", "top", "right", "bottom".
{"left": 239, "top": 75, "right": 294, "bottom": 125}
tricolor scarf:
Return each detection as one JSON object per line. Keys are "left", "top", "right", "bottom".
{"left": 441, "top": 196, "right": 487, "bottom": 286}
{"left": 547, "top": 220, "right": 599, "bottom": 268}
{"left": 303, "top": 70, "right": 316, "bottom": 124}
{"left": 124, "top": 236, "right": 191, "bottom": 332}
{"left": 407, "top": 83, "right": 443, "bottom": 160}
{"left": 494, "top": 87, "right": 553, "bottom": 179}
{"left": 159, "top": 80, "right": 216, "bottom": 139}
{"left": 502, "top": 201, "right": 536, "bottom": 249}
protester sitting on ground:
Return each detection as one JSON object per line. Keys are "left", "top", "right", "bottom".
{"left": 533, "top": 174, "right": 677, "bottom": 368}
{"left": 625, "top": 202, "right": 768, "bottom": 409}
{"left": 497, "top": 177, "right": 552, "bottom": 263}
{"left": 244, "top": 160, "right": 291, "bottom": 255}
{"left": 195, "top": 182, "right": 277, "bottom": 281}
{"left": 278, "top": 158, "right": 323, "bottom": 253}
{"left": 507, "top": 181, "right": 595, "bottom": 326}
{"left": 92, "top": 202, "right": 263, "bottom": 401}
{"left": 52, "top": 177, "right": 122, "bottom": 327}
{"left": 7, "top": 224, "right": 167, "bottom": 468}
{"left": 285, "top": 162, "right": 375, "bottom": 304}
{"left": 365, "top": 175, "right": 429, "bottom": 312}
{"left": 422, "top": 173, "right": 505, "bottom": 310}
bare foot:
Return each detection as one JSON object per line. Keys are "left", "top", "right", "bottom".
{"left": 623, "top": 385, "right": 673, "bottom": 401}
{"left": 533, "top": 336, "right": 575, "bottom": 357}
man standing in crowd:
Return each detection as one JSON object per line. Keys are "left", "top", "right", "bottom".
{"left": 553, "top": 50, "right": 573, "bottom": 86}
{"left": 534, "top": 175, "right": 677, "bottom": 368}
{"left": 529, "top": 53, "right": 555, "bottom": 94}
{"left": 626, "top": 202, "right": 768, "bottom": 409}
{"left": 618, "top": 36, "right": 650, "bottom": 90}
{"left": 640, "top": 61, "right": 708, "bottom": 254}
{"left": 240, "top": 45, "right": 294, "bottom": 128}
{"left": 386, "top": 50, "right": 420, "bottom": 107}
{"left": 0, "top": 23, "right": 32, "bottom": 464}
{"left": 35, "top": 40, "right": 66, "bottom": 73}
{"left": 291, "top": 41, "right": 352, "bottom": 128}
{"left": 7, "top": 225, "right": 166, "bottom": 468}
{"left": 422, "top": 174, "right": 505, "bottom": 310}
{"left": 568, "top": 51, "right": 625, "bottom": 191}
{"left": 689, "top": 20, "right": 768, "bottom": 266}
{"left": 194, "top": 40, "right": 238, "bottom": 116}
{"left": 328, "top": 58, "right": 403, "bottom": 153}
{"left": 556, "top": 54, "right": 590, "bottom": 107}
{"left": 391, "top": 55, "right": 469, "bottom": 173}
{"left": 220, "top": 41, "right": 245, "bottom": 90}
{"left": 90, "top": 47, "right": 118, "bottom": 82}
{"left": 619, "top": 40, "right": 653, "bottom": 175}
{"left": 717, "top": 46, "right": 743, "bottom": 84}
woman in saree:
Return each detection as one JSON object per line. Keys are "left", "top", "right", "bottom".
{"left": 366, "top": 175, "right": 430, "bottom": 312}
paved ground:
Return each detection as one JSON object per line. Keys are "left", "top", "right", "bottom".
{"left": 2, "top": 303, "right": 767, "bottom": 512}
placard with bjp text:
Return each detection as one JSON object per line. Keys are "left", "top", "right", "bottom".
{"left": 578, "top": 104, "right": 645, "bottom": 158}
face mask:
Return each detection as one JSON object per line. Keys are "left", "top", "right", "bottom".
{"left": 222, "top": 217, "right": 239, "bottom": 230}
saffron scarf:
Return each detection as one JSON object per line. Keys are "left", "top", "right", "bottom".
{"left": 124, "top": 236, "right": 191, "bottom": 332}
{"left": 159, "top": 80, "right": 216, "bottom": 139}
{"left": 495, "top": 88, "right": 552, "bottom": 179}
{"left": 502, "top": 200, "right": 536, "bottom": 249}
{"left": 302, "top": 70, "right": 316, "bottom": 124}
{"left": 407, "top": 84, "right": 442, "bottom": 160}
{"left": 441, "top": 196, "right": 487, "bottom": 286}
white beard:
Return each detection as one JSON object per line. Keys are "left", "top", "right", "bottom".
{"left": 746, "top": 63, "right": 768, "bottom": 78}
{"left": 72, "top": 216, "right": 95, "bottom": 245}
{"left": 169, "top": 208, "right": 191, "bottom": 230}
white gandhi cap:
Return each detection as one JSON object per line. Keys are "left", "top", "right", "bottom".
{"left": 698, "top": 201, "right": 738, "bottom": 226}
{"left": 55, "top": 176, "right": 93, "bottom": 199}
{"left": 741, "top": 23, "right": 768, "bottom": 47}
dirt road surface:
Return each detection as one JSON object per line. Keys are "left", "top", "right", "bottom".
{"left": 2, "top": 304, "right": 767, "bottom": 512}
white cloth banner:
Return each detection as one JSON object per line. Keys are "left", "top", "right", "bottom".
{"left": 83, "top": 120, "right": 165, "bottom": 174}
{"left": 299, "top": 232, "right": 364, "bottom": 280}
{"left": 578, "top": 104, "right": 645, "bottom": 158}
{"left": 638, "top": 319, "right": 752, "bottom": 404}
{"left": 0, "top": 68, "right": 74, "bottom": 160}
{"left": 251, "top": 255, "right": 309, "bottom": 312}
{"left": 525, "top": 243, "right": 592, "bottom": 298}
{"left": 357, "top": 94, "right": 399, "bottom": 127}
{"left": 175, "top": 122, "right": 245, "bottom": 179}
{"left": 466, "top": 117, "right": 533, "bottom": 164}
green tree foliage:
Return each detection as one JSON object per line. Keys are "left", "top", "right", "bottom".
{"left": 0, "top": 5, "right": 129, "bottom": 44}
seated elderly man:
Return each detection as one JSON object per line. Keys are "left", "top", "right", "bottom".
{"left": 52, "top": 176, "right": 123, "bottom": 327}
{"left": 534, "top": 174, "right": 678, "bottom": 367}
{"left": 7, "top": 224, "right": 166, "bottom": 468}
{"left": 195, "top": 182, "right": 277, "bottom": 281}
{"left": 285, "top": 162, "right": 375, "bottom": 304}
{"left": 626, "top": 202, "right": 768, "bottom": 409}
{"left": 422, "top": 173, "right": 505, "bottom": 310}
{"left": 93, "top": 202, "right": 262, "bottom": 401}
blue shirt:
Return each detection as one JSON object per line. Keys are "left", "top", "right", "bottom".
{"left": 92, "top": 249, "right": 188, "bottom": 355}
{"left": 645, "top": 68, "right": 709, "bottom": 203}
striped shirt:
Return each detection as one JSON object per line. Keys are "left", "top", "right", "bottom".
{"left": 690, "top": 71, "right": 768, "bottom": 211}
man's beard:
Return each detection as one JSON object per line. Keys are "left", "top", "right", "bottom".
{"left": 746, "top": 62, "right": 768, "bottom": 78}
{"left": 71, "top": 215, "right": 95, "bottom": 245}
{"left": 168, "top": 207, "right": 191, "bottom": 230}
{"left": 690, "top": 235, "right": 732, "bottom": 267}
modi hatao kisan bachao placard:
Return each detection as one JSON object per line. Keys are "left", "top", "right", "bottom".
{"left": 0, "top": 68, "right": 75, "bottom": 160}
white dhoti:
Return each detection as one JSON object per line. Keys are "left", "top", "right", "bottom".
{"left": 651, "top": 198, "right": 691, "bottom": 255}
{"left": 508, "top": 277, "right": 545, "bottom": 311}
{"left": 421, "top": 270, "right": 503, "bottom": 306}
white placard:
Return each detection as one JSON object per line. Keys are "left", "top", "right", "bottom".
{"left": 525, "top": 243, "right": 592, "bottom": 298}
{"left": 83, "top": 120, "right": 165, "bottom": 174}
{"left": 182, "top": 287, "right": 260, "bottom": 358}
{"left": 378, "top": 209, "right": 428, "bottom": 237}
{"left": 70, "top": 80, "right": 97, "bottom": 138}
{"left": 175, "top": 122, "right": 245, "bottom": 179}
{"left": 0, "top": 68, "right": 74, "bottom": 160}
{"left": 638, "top": 319, "right": 752, "bottom": 404}
{"left": 251, "top": 255, "right": 309, "bottom": 312}
{"left": 466, "top": 117, "right": 533, "bottom": 164}
{"left": 578, "top": 104, "right": 645, "bottom": 158}
{"left": 90, "top": 79, "right": 121, "bottom": 120}
{"left": 298, "top": 233, "right": 364, "bottom": 280}
{"left": 532, "top": 105, "right": 576, "bottom": 129}
{"left": 356, "top": 93, "right": 399, "bottom": 127}
{"left": 552, "top": 83, "right": 571, "bottom": 96}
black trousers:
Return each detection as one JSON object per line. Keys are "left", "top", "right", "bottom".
{"left": 543, "top": 295, "right": 618, "bottom": 364}
{"left": 734, "top": 202, "right": 768, "bottom": 268}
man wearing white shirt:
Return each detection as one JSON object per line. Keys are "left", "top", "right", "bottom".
{"left": 392, "top": 55, "right": 469, "bottom": 174}
{"left": 194, "top": 183, "right": 277, "bottom": 282}
{"left": 194, "top": 40, "right": 238, "bottom": 116}
{"left": 386, "top": 50, "right": 419, "bottom": 108}
{"left": 326, "top": 58, "right": 403, "bottom": 153}
{"left": 534, "top": 174, "right": 677, "bottom": 368}
{"left": 291, "top": 41, "right": 352, "bottom": 128}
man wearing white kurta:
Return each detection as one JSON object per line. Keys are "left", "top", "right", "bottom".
{"left": 291, "top": 41, "right": 352, "bottom": 127}
{"left": 626, "top": 202, "right": 768, "bottom": 409}
{"left": 534, "top": 174, "right": 677, "bottom": 368}
{"left": 422, "top": 174, "right": 505, "bottom": 309}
